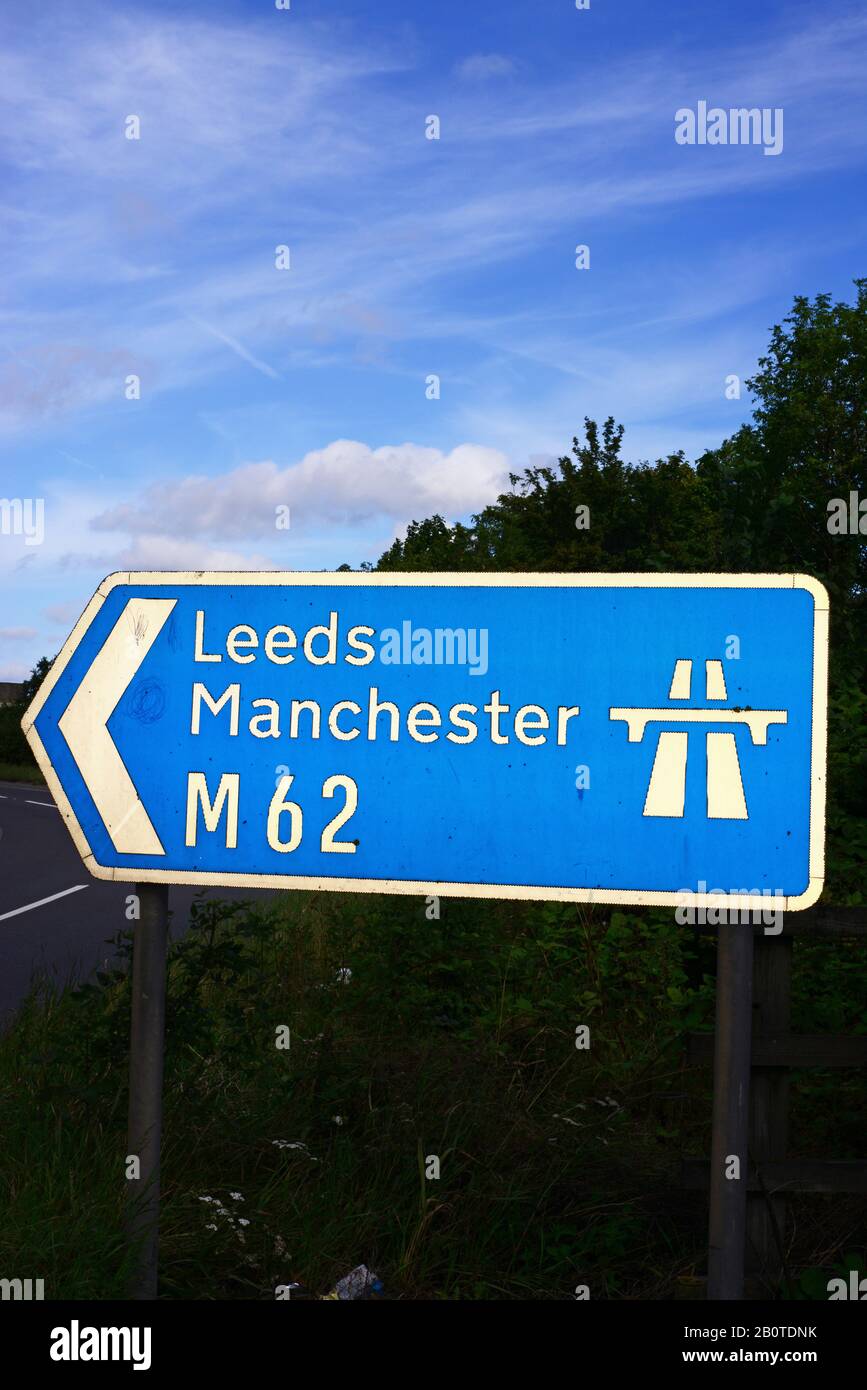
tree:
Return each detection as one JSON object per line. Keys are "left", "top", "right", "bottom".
{"left": 697, "top": 280, "right": 867, "bottom": 627}
{"left": 377, "top": 418, "right": 722, "bottom": 574}
{"left": 0, "top": 657, "right": 53, "bottom": 767}
{"left": 20, "top": 656, "right": 53, "bottom": 706}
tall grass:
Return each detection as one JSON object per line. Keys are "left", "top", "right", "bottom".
{"left": 0, "top": 893, "right": 863, "bottom": 1299}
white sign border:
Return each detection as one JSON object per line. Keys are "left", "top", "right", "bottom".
{"left": 23, "top": 570, "right": 828, "bottom": 911}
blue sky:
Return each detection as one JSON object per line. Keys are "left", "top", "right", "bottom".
{"left": 1, "top": 0, "right": 866, "bottom": 679}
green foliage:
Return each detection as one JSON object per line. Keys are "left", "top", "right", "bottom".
{"left": 0, "top": 892, "right": 715, "bottom": 1299}
{"left": 378, "top": 418, "right": 722, "bottom": 576}
{"left": 1, "top": 888, "right": 861, "bottom": 1298}
{"left": 0, "top": 706, "right": 31, "bottom": 765}
{"left": 698, "top": 282, "right": 866, "bottom": 618}
{"left": 20, "top": 655, "right": 53, "bottom": 707}
{"left": 0, "top": 761, "right": 43, "bottom": 783}
{"left": 0, "top": 655, "right": 53, "bottom": 768}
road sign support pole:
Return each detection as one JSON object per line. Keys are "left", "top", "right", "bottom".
{"left": 707, "top": 920, "right": 754, "bottom": 1300}
{"left": 125, "top": 882, "right": 169, "bottom": 1300}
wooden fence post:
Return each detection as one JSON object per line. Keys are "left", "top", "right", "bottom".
{"left": 683, "top": 906, "right": 867, "bottom": 1299}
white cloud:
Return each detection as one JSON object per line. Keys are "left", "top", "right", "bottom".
{"left": 90, "top": 441, "right": 511, "bottom": 539}
{"left": 0, "top": 627, "right": 37, "bottom": 640}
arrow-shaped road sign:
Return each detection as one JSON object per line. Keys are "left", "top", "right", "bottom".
{"left": 23, "top": 571, "right": 828, "bottom": 910}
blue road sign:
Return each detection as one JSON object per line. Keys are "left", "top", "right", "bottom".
{"left": 23, "top": 572, "right": 827, "bottom": 909}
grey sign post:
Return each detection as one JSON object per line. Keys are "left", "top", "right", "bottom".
{"left": 124, "top": 883, "right": 170, "bottom": 1300}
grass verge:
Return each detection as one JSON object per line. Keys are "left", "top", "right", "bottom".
{"left": 0, "top": 893, "right": 863, "bottom": 1299}
{"left": 0, "top": 762, "right": 45, "bottom": 785}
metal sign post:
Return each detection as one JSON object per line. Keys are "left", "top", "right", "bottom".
{"left": 707, "top": 920, "right": 754, "bottom": 1299}
{"left": 124, "top": 882, "right": 169, "bottom": 1300}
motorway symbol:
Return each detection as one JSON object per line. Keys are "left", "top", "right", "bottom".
{"left": 610, "top": 657, "right": 789, "bottom": 820}
{"left": 22, "top": 571, "right": 828, "bottom": 909}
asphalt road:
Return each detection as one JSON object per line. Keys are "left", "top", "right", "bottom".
{"left": 0, "top": 779, "right": 274, "bottom": 1025}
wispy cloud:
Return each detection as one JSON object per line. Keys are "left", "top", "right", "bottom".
{"left": 455, "top": 54, "right": 516, "bottom": 81}
{"left": 186, "top": 315, "right": 281, "bottom": 381}
{"left": 1, "top": 4, "right": 864, "bottom": 434}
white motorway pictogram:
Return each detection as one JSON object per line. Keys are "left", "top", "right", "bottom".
{"left": 609, "top": 659, "right": 788, "bottom": 820}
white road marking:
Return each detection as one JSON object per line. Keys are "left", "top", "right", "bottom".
{"left": 0, "top": 884, "right": 89, "bottom": 922}
{"left": 26, "top": 799, "right": 57, "bottom": 808}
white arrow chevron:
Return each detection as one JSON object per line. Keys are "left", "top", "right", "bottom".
{"left": 58, "top": 598, "right": 176, "bottom": 855}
